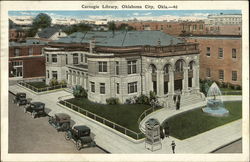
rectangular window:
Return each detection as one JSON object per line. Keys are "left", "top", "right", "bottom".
{"left": 232, "top": 48, "right": 237, "bottom": 58}
{"left": 127, "top": 60, "right": 137, "bottom": 74}
{"left": 73, "top": 54, "right": 78, "bottom": 64}
{"left": 115, "top": 61, "right": 119, "bottom": 75}
{"left": 98, "top": 62, "right": 107, "bottom": 72}
{"left": 206, "top": 47, "right": 211, "bottom": 56}
{"left": 14, "top": 48, "right": 20, "bottom": 56}
{"left": 128, "top": 82, "right": 137, "bottom": 94}
{"left": 28, "top": 47, "right": 33, "bottom": 55}
{"left": 52, "top": 54, "right": 57, "bottom": 63}
{"left": 81, "top": 54, "right": 83, "bottom": 62}
{"left": 218, "top": 48, "right": 223, "bottom": 58}
{"left": 85, "top": 56, "right": 87, "bottom": 63}
{"left": 219, "top": 70, "right": 224, "bottom": 80}
{"left": 116, "top": 83, "right": 120, "bottom": 94}
{"left": 52, "top": 71, "right": 58, "bottom": 80}
{"left": 91, "top": 82, "right": 95, "bottom": 93}
{"left": 206, "top": 68, "right": 211, "bottom": 77}
{"left": 47, "top": 70, "right": 49, "bottom": 78}
{"left": 46, "top": 54, "right": 49, "bottom": 62}
{"left": 100, "top": 83, "right": 105, "bottom": 94}
{"left": 232, "top": 71, "right": 237, "bottom": 81}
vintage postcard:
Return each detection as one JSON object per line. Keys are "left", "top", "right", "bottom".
{"left": 1, "top": 1, "right": 249, "bottom": 161}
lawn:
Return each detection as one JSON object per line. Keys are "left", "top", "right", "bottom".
{"left": 65, "top": 98, "right": 151, "bottom": 134}
{"left": 26, "top": 81, "right": 49, "bottom": 88}
{"left": 164, "top": 101, "right": 242, "bottom": 140}
{"left": 220, "top": 88, "right": 242, "bottom": 95}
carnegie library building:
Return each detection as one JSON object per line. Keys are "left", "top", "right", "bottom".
{"left": 43, "top": 31, "right": 204, "bottom": 106}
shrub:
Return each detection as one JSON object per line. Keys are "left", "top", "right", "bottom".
{"left": 60, "top": 79, "right": 67, "bottom": 85}
{"left": 136, "top": 94, "right": 150, "bottom": 104}
{"left": 149, "top": 91, "right": 157, "bottom": 101}
{"left": 49, "top": 78, "right": 59, "bottom": 86}
{"left": 73, "top": 85, "right": 88, "bottom": 98}
{"left": 106, "top": 97, "right": 120, "bottom": 105}
{"left": 125, "top": 97, "right": 137, "bottom": 104}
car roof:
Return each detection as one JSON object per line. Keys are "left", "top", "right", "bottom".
{"left": 55, "top": 113, "right": 71, "bottom": 119}
{"left": 31, "top": 102, "right": 45, "bottom": 106}
{"left": 17, "top": 92, "right": 26, "bottom": 95}
{"left": 74, "top": 125, "right": 90, "bottom": 131}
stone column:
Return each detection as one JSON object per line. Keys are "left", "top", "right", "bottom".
{"left": 182, "top": 66, "right": 189, "bottom": 95}
{"left": 156, "top": 70, "right": 164, "bottom": 97}
{"left": 68, "top": 71, "right": 72, "bottom": 85}
{"left": 194, "top": 65, "right": 200, "bottom": 93}
{"left": 168, "top": 69, "right": 175, "bottom": 96}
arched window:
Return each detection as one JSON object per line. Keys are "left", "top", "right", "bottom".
{"left": 175, "top": 60, "right": 184, "bottom": 72}
{"left": 163, "top": 64, "right": 171, "bottom": 74}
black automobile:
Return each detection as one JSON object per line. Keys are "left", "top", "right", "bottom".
{"left": 65, "top": 125, "right": 96, "bottom": 150}
{"left": 24, "top": 102, "right": 46, "bottom": 118}
{"left": 12, "top": 93, "right": 29, "bottom": 106}
{"left": 49, "top": 113, "right": 71, "bottom": 131}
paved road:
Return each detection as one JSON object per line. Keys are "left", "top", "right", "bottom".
{"left": 8, "top": 93, "right": 107, "bottom": 153}
{"left": 213, "top": 139, "right": 242, "bottom": 153}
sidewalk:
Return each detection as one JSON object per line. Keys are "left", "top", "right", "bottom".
{"left": 9, "top": 85, "right": 242, "bottom": 154}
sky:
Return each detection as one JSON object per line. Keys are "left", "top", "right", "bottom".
{"left": 9, "top": 10, "right": 241, "bottom": 21}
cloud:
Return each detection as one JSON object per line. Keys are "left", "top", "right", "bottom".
{"left": 132, "top": 13, "right": 139, "bottom": 16}
{"left": 143, "top": 12, "right": 152, "bottom": 16}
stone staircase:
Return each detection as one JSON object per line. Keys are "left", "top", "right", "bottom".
{"left": 180, "top": 93, "right": 206, "bottom": 108}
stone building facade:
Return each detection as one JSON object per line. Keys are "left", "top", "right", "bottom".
{"left": 185, "top": 36, "right": 242, "bottom": 86}
{"left": 44, "top": 31, "right": 204, "bottom": 105}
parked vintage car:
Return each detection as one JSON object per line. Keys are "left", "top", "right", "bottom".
{"left": 49, "top": 113, "right": 71, "bottom": 131}
{"left": 12, "top": 92, "right": 29, "bottom": 106}
{"left": 65, "top": 125, "right": 96, "bottom": 150}
{"left": 24, "top": 102, "right": 46, "bottom": 118}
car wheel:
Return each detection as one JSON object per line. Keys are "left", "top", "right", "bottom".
{"left": 65, "top": 132, "right": 71, "bottom": 141}
{"left": 76, "top": 140, "right": 82, "bottom": 151}
{"left": 17, "top": 102, "right": 20, "bottom": 106}
{"left": 31, "top": 112, "right": 36, "bottom": 118}
{"left": 23, "top": 108, "right": 27, "bottom": 113}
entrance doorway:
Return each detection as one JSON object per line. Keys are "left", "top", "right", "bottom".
{"left": 174, "top": 79, "right": 182, "bottom": 91}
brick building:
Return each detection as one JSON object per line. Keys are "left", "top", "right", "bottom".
{"left": 9, "top": 39, "right": 48, "bottom": 79}
{"left": 9, "top": 28, "right": 27, "bottom": 42}
{"left": 184, "top": 36, "right": 242, "bottom": 86}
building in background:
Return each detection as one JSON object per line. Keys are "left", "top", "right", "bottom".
{"left": 34, "top": 27, "right": 67, "bottom": 41}
{"left": 185, "top": 35, "right": 242, "bottom": 86}
{"left": 205, "top": 13, "right": 242, "bottom": 26}
{"left": 9, "top": 39, "right": 48, "bottom": 79}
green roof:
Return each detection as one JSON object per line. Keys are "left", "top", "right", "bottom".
{"left": 53, "top": 31, "right": 184, "bottom": 47}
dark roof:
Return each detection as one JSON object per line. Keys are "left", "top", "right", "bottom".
{"left": 9, "top": 39, "right": 48, "bottom": 47}
{"left": 74, "top": 125, "right": 90, "bottom": 131}
{"left": 37, "top": 27, "right": 61, "bottom": 39}
{"left": 55, "top": 113, "right": 71, "bottom": 119}
{"left": 54, "top": 31, "right": 184, "bottom": 47}
{"left": 31, "top": 102, "right": 45, "bottom": 106}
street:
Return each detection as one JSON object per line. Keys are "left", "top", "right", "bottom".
{"left": 8, "top": 92, "right": 107, "bottom": 153}
{"left": 213, "top": 139, "right": 242, "bottom": 153}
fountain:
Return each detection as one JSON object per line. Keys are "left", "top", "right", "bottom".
{"left": 202, "top": 82, "right": 229, "bottom": 117}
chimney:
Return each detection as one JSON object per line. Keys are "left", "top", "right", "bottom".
{"left": 89, "top": 39, "right": 96, "bottom": 53}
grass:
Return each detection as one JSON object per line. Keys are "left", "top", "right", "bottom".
{"left": 164, "top": 101, "right": 242, "bottom": 140}
{"left": 26, "top": 81, "right": 49, "bottom": 88}
{"left": 65, "top": 98, "right": 151, "bottom": 134}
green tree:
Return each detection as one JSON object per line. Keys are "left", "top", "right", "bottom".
{"left": 32, "top": 13, "right": 52, "bottom": 29}
{"left": 117, "top": 23, "right": 134, "bottom": 31}
{"left": 108, "top": 21, "right": 116, "bottom": 34}
{"left": 62, "top": 23, "right": 91, "bottom": 35}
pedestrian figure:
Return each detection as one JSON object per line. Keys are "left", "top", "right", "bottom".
{"left": 176, "top": 100, "right": 180, "bottom": 110}
{"left": 171, "top": 141, "right": 176, "bottom": 154}
{"left": 178, "top": 95, "right": 181, "bottom": 102}
{"left": 173, "top": 95, "right": 176, "bottom": 103}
